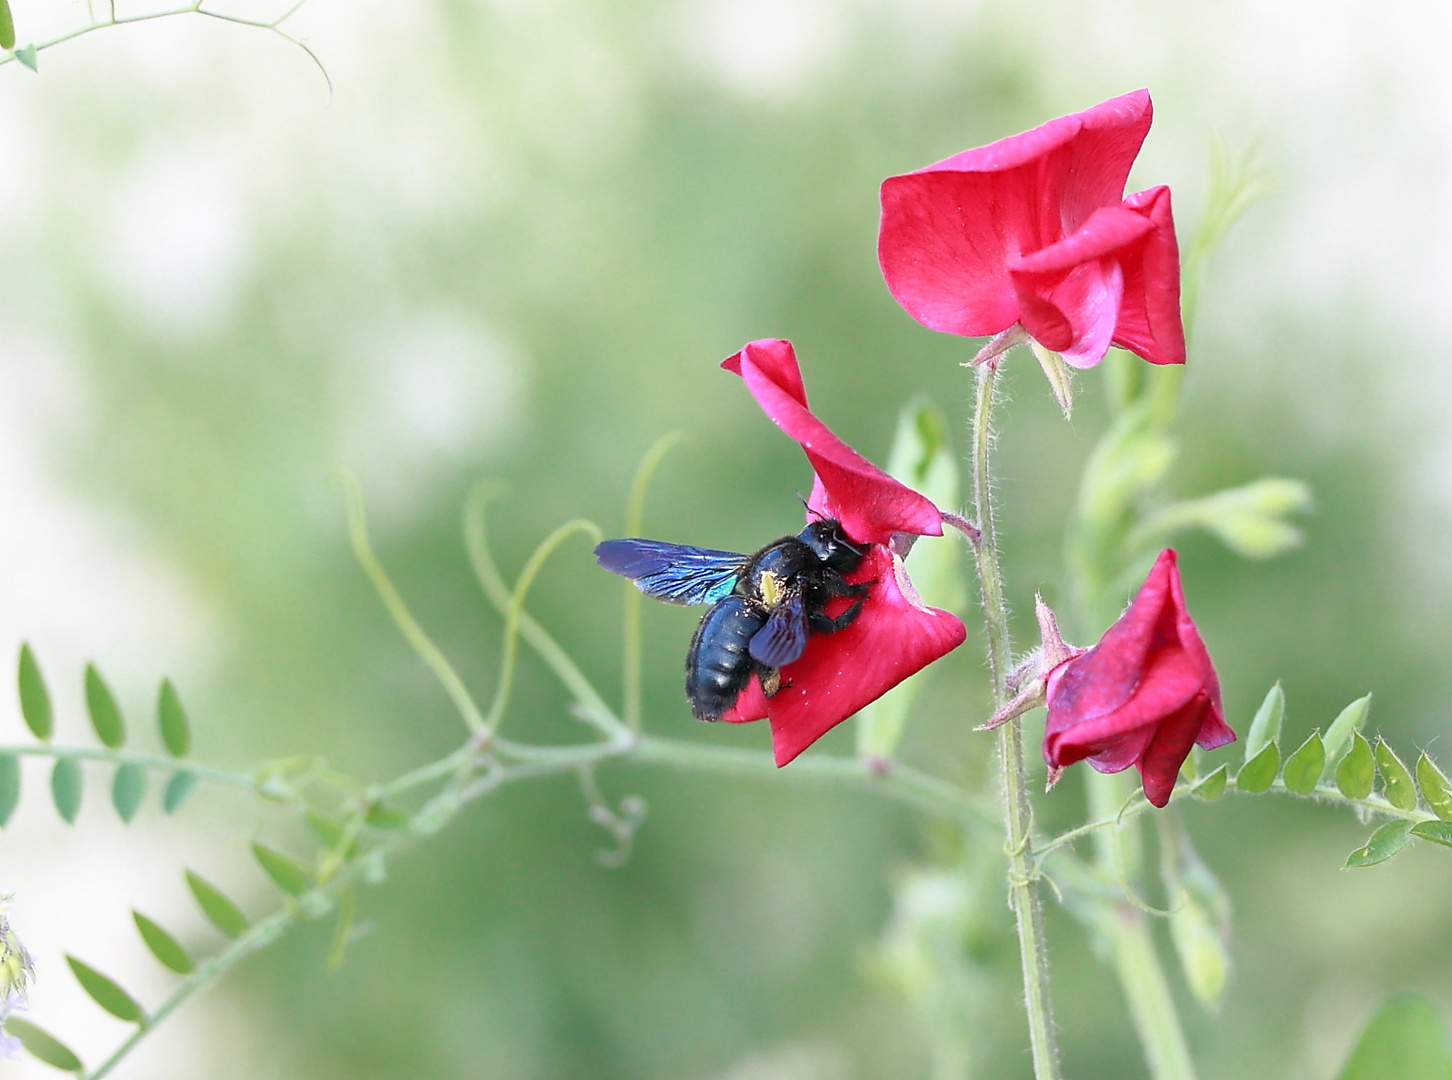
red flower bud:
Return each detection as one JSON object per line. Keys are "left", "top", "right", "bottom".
{"left": 1043, "top": 550, "right": 1235, "bottom": 807}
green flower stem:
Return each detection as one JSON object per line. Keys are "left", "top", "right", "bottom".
{"left": 969, "top": 356, "right": 1061, "bottom": 1080}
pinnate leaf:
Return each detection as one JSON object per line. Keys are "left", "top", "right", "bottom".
{"left": 1334, "top": 992, "right": 1452, "bottom": 1080}
{"left": 0, "top": 754, "right": 19, "bottom": 827}
{"left": 185, "top": 869, "right": 248, "bottom": 938}
{"left": 163, "top": 770, "right": 197, "bottom": 814}
{"left": 4, "top": 1017, "right": 83, "bottom": 1071}
{"left": 1282, "top": 731, "right": 1325, "bottom": 795}
{"left": 1235, "top": 742, "right": 1279, "bottom": 793}
{"left": 1244, "top": 682, "right": 1284, "bottom": 761}
{"left": 133, "top": 911, "right": 194, "bottom": 975}
{"left": 1337, "top": 733, "right": 1375, "bottom": 800}
{"left": 1324, "top": 693, "right": 1372, "bottom": 766}
{"left": 1375, "top": 739, "right": 1418, "bottom": 811}
{"left": 252, "top": 843, "right": 312, "bottom": 897}
{"left": 83, "top": 664, "right": 125, "bottom": 748}
{"left": 1345, "top": 819, "right": 1414, "bottom": 868}
{"left": 111, "top": 763, "right": 146, "bottom": 823}
{"left": 1415, "top": 753, "right": 1452, "bottom": 821}
{"left": 51, "top": 758, "right": 81, "bottom": 823}
{"left": 157, "top": 678, "right": 191, "bottom": 758}
{"left": 17, "top": 643, "right": 52, "bottom": 740}
{"left": 66, "top": 955, "right": 144, "bottom": 1023}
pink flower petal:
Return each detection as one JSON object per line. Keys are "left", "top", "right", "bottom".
{"left": 1107, "top": 186, "right": 1187, "bottom": 366}
{"left": 1136, "top": 692, "right": 1212, "bottom": 807}
{"left": 722, "top": 340, "right": 944, "bottom": 545}
{"left": 878, "top": 90, "right": 1153, "bottom": 338}
{"left": 722, "top": 544, "right": 966, "bottom": 765}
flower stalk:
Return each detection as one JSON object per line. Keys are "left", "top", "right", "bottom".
{"left": 969, "top": 356, "right": 1061, "bottom": 1080}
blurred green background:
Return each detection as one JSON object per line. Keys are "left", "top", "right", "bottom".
{"left": 2, "top": 0, "right": 1451, "bottom": 1077}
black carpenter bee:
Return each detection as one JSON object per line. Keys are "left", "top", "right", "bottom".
{"left": 595, "top": 519, "right": 871, "bottom": 721}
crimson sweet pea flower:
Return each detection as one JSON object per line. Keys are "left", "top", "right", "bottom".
{"left": 878, "top": 89, "right": 1185, "bottom": 369}
{"left": 719, "top": 339, "right": 967, "bottom": 765}
{"left": 1042, "top": 549, "right": 1235, "bottom": 807}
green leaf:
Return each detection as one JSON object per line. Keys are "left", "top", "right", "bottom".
{"left": 51, "top": 758, "right": 81, "bottom": 823}
{"left": 1337, "top": 734, "right": 1376, "bottom": 800}
{"left": 132, "top": 911, "right": 194, "bottom": 975}
{"left": 1169, "top": 889, "right": 1228, "bottom": 1007}
{"left": 83, "top": 664, "right": 125, "bottom": 749}
{"left": 1375, "top": 739, "right": 1418, "bottom": 811}
{"left": 0, "top": 0, "right": 15, "bottom": 53}
{"left": 1234, "top": 743, "right": 1279, "bottom": 793}
{"left": 1416, "top": 753, "right": 1452, "bottom": 821}
{"left": 0, "top": 754, "right": 19, "bottom": 827}
{"left": 1411, "top": 821, "right": 1452, "bottom": 849}
{"left": 14, "top": 42, "right": 35, "bottom": 71}
{"left": 1345, "top": 819, "right": 1414, "bottom": 868}
{"left": 305, "top": 810, "right": 345, "bottom": 849}
{"left": 1282, "top": 731, "right": 1325, "bottom": 795}
{"left": 163, "top": 770, "right": 197, "bottom": 814}
{"left": 1324, "top": 693, "right": 1372, "bottom": 766}
{"left": 185, "top": 869, "right": 248, "bottom": 938}
{"left": 1192, "top": 764, "right": 1228, "bottom": 801}
{"left": 17, "top": 644, "right": 52, "bottom": 741}
{"left": 252, "top": 843, "right": 312, "bottom": 897}
{"left": 365, "top": 802, "right": 409, "bottom": 830}
{"left": 1244, "top": 682, "right": 1284, "bottom": 762}
{"left": 66, "top": 955, "right": 144, "bottom": 1023}
{"left": 1334, "top": 992, "right": 1452, "bottom": 1080}
{"left": 157, "top": 678, "right": 191, "bottom": 758}
{"left": 111, "top": 763, "right": 146, "bottom": 823}
{"left": 4, "top": 1017, "right": 83, "bottom": 1071}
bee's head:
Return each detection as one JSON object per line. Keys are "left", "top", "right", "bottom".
{"left": 798, "top": 518, "right": 866, "bottom": 574}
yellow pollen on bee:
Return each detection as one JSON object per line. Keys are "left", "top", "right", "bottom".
{"left": 759, "top": 571, "right": 782, "bottom": 607}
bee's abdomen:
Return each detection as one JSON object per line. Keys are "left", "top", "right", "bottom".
{"left": 686, "top": 596, "right": 768, "bottom": 722}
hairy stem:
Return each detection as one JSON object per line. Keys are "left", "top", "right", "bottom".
{"left": 970, "top": 355, "right": 1060, "bottom": 1080}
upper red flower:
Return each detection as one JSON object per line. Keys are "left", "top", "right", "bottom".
{"left": 720, "top": 339, "right": 967, "bottom": 765}
{"left": 1043, "top": 549, "right": 1235, "bottom": 807}
{"left": 878, "top": 89, "right": 1186, "bottom": 369}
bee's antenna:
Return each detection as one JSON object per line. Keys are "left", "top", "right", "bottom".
{"left": 796, "top": 491, "right": 823, "bottom": 521}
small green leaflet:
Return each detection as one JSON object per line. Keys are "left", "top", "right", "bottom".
{"left": 84, "top": 664, "right": 125, "bottom": 749}
{"left": 1337, "top": 733, "right": 1375, "bottom": 800}
{"left": 18, "top": 644, "right": 52, "bottom": 740}
{"left": 133, "top": 911, "right": 194, "bottom": 975}
{"left": 0, "top": 754, "right": 19, "bottom": 827}
{"left": 163, "top": 770, "right": 197, "bottom": 814}
{"left": 1323, "top": 693, "right": 1372, "bottom": 765}
{"left": 1334, "top": 992, "right": 1452, "bottom": 1080}
{"left": 252, "top": 843, "right": 312, "bottom": 897}
{"left": 1345, "top": 819, "right": 1414, "bottom": 868}
{"left": 157, "top": 678, "right": 191, "bottom": 758}
{"left": 185, "top": 869, "right": 249, "bottom": 938}
{"left": 1416, "top": 753, "right": 1452, "bottom": 821}
{"left": 0, "top": 0, "right": 15, "bottom": 53}
{"left": 1410, "top": 821, "right": 1452, "bottom": 849}
{"left": 4, "top": 1017, "right": 83, "bottom": 1072}
{"left": 1375, "top": 739, "right": 1418, "bottom": 811}
{"left": 14, "top": 42, "right": 35, "bottom": 70}
{"left": 1244, "top": 682, "right": 1284, "bottom": 761}
{"left": 51, "top": 758, "right": 82, "bottom": 823}
{"left": 66, "top": 955, "right": 144, "bottom": 1023}
{"left": 112, "top": 763, "right": 146, "bottom": 823}
{"left": 1282, "top": 731, "right": 1325, "bottom": 795}
{"left": 1235, "top": 742, "right": 1279, "bottom": 793}
{"left": 1193, "top": 764, "right": 1228, "bottom": 801}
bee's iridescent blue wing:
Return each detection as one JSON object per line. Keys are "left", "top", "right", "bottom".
{"left": 748, "top": 588, "right": 808, "bottom": 668}
{"left": 594, "top": 539, "right": 746, "bottom": 606}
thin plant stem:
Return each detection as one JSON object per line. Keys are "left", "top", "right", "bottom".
{"left": 969, "top": 354, "right": 1060, "bottom": 1080}
{"left": 621, "top": 432, "right": 689, "bottom": 733}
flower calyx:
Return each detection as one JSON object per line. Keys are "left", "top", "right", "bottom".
{"left": 977, "top": 596, "right": 1085, "bottom": 741}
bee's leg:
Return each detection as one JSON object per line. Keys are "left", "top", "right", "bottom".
{"left": 809, "top": 597, "right": 866, "bottom": 634}
{"left": 760, "top": 667, "right": 784, "bottom": 698}
{"left": 823, "top": 571, "right": 873, "bottom": 599}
